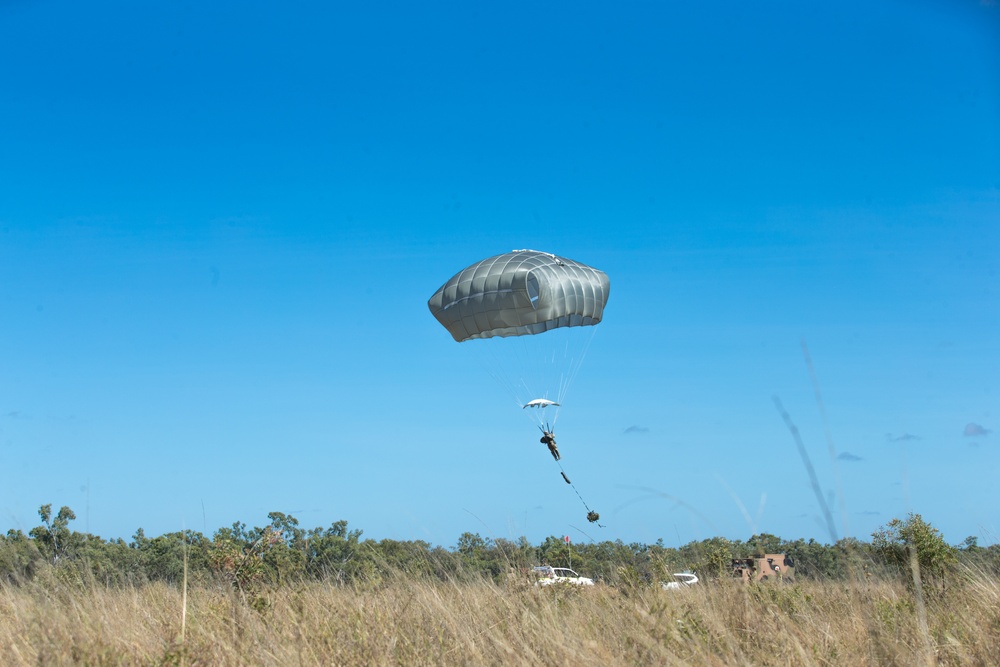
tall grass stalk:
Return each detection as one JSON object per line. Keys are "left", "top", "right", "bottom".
{"left": 181, "top": 531, "right": 188, "bottom": 650}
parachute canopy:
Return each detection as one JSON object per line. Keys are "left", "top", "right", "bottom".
{"left": 523, "top": 398, "right": 560, "bottom": 409}
{"left": 427, "top": 249, "right": 610, "bottom": 343}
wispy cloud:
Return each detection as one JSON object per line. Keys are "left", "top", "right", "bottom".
{"left": 964, "top": 423, "right": 991, "bottom": 437}
{"left": 623, "top": 425, "right": 649, "bottom": 435}
{"left": 858, "top": 510, "right": 880, "bottom": 516}
{"left": 837, "top": 452, "right": 863, "bottom": 462}
{"left": 887, "top": 432, "right": 921, "bottom": 442}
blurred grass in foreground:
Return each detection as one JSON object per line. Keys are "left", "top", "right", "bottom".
{"left": 1, "top": 563, "right": 997, "bottom": 666}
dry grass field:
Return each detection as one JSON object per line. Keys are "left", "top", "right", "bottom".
{"left": 1, "top": 565, "right": 997, "bottom": 666}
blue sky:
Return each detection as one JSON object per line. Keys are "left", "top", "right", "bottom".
{"left": 1, "top": 1, "right": 998, "bottom": 549}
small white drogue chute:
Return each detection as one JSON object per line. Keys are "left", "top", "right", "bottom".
{"left": 522, "top": 398, "right": 560, "bottom": 409}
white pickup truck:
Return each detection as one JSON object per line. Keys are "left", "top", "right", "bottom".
{"left": 533, "top": 565, "right": 595, "bottom": 586}
{"left": 661, "top": 572, "right": 699, "bottom": 590}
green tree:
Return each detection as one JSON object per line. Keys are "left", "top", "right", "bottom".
{"left": 959, "top": 535, "right": 979, "bottom": 552}
{"left": 537, "top": 535, "right": 572, "bottom": 569}
{"left": 0, "top": 529, "right": 43, "bottom": 581}
{"left": 455, "top": 532, "right": 498, "bottom": 578}
{"left": 211, "top": 527, "right": 282, "bottom": 606}
{"left": 492, "top": 537, "right": 536, "bottom": 575}
{"left": 370, "top": 538, "right": 435, "bottom": 578}
{"left": 28, "top": 504, "right": 77, "bottom": 564}
{"left": 305, "top": 519, "right": 363, "bottom": 582}
{"left": 262, "top": 512, "right": 307, "bottom": 584}
{"left": 872, "top": 513, "right": 957, "bottom": 588}
{"left": 133, "top": 530, "right": 212, "bottom": 584}
{"left": 682, "top": 537, "right": 737, "bottom": 580}
{"left": 746, "top": 533, "right": 784, "bottom": 555}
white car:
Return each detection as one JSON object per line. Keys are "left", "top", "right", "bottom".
{"left": 533, "top": 566, "right": 595, "bottom": 586}
{"left": 661, "top": 572, "right": 699, "bottom": 590}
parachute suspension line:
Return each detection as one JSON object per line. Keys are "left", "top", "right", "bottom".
{"left": 555, "top": 326, "right": 599, "bottom": 406}
{"left": 471, "top": 323, "right": 599, "bottom": 432}
{"left": 481, "top": 332, "right": 569, "bottom": 429}
{"left": 481, "top": 340, "right": 532, "bottom": 413}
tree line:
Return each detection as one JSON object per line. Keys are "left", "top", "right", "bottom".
{"left": 2, "top": 504, "right": 997, "bottom": 597}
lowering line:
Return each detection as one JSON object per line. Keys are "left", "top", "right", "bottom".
{"left": 539, "top": 424, "right": 603, "bottom": 527}
{"left": 555, "top": 459, "right": 603, "bottom": 527}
